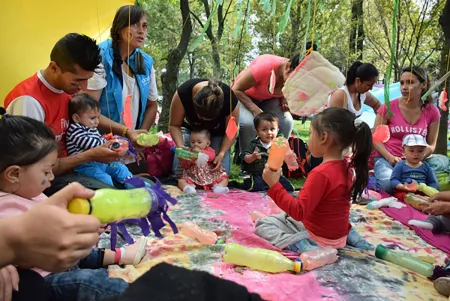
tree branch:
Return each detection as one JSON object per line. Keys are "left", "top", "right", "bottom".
{"left": 189, "top": 10, "right": 204, "bottom": 28}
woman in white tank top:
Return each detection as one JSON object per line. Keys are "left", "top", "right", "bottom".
{"left": 327, "top": 61, "right": 381, "bottom": 117}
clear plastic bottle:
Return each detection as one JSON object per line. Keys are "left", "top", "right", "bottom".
{"left": 68, "top": 188, "right": 157, "bottom": 224}
{"left": 284, "top": 149, "right": 299, "bottom": 171}
{"left": 268, "top": 136, "right": 289, "bottom": 171}
{"left": 248, "top": 210, "right": 268, "bottom": 222}
{"left": 223, "top": 243, "right": 301, "bottom": 273}
{"left": 136, "top": 133, "right": 161, "bottom": 147}
{"left": 375, "top": 245, "right": 434, "bottom": 277}
{"left": 269, "top": 199, "right": 283, "bottom": 214}
{"left": 170, "top": 147, "right": 209, "bottom": 166}
{"left": 404, "top": 178, "right": 419, "bottom": 192}
{"left": 180, "top": 222, "right": 217, "bottom": 244}
{"left": 404, "top": 193, "right": 430, "bottom": 210}
{"left": 418, "top": 183, "right": 439, "bottom": 197}
{"left": 299, "top": 246, "right": 339, "bottom": 270}
{"left": 367, "top": 197, "right": 397, "bottom": 210}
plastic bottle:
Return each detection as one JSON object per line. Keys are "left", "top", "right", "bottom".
{"left": 284, "top": 149, "right": 299, "bottom": 171}
{"left": 269, "top": 199, "right": 283, "bottom": 214}
{"left": 268, "top": 136, "right": 289, "bottom": 171}
{"left": 248, "top": 210, "right": 268, "bottom": 222}
{"left": 170, "top": 147, "right": 209, "bottom": 166}
{"left": 375, "top": 245, "right": 434, "bottom": 277}
{"left": 404, "top": 178, "right": 419, "bottom": 192}
{"left": 404, "top": 193, "right": 430, "bottom": 210}
{"left": 68, "top": 188, "right": 158, "bottom": 224}
{"left": 223, "top": 243, "right": 301, "bottom": 273}
{"left": 418, "top": 183, "right": 439, "bottom": 197}
{"left": 180, "top": 222, "right": 218, "bottom": 245}
{"left": 367, "top": 197, "right": 398, "bottom": 210}
{"left": 299, "top": 246, "right": 339, "bottom": 271}
{"left": 136, "top": 133, "right": 161, "bottom": 147}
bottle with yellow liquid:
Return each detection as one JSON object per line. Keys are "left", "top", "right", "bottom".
{"left": 417, "top": 183, "right": 439, "bottom": 197}
{"left": 68, "top": 188, "right": 158, "bottom": 224}
{"left": 223, "top": 243, "right": 301, "bottom": 273}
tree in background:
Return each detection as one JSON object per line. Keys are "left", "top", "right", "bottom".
{"left": 350, "top": 0, "right": 364, "bottom": 60}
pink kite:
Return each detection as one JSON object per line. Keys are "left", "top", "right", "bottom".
{"left": 122, "top": 94, "right": 133, "bottom": 129}
{"left": 372, "top": 125, "right": 390, "bottom": 143}
{"left": 439, "top": 88, "right": 448, "bottom": 111}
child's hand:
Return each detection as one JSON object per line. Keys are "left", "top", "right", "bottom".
{"left": 252, "top": 151, "right": 262, "bottom": 160}
{"left": 262, "top": 163, "right": 281, "bottom": 188}
{"left": 0, "top": 265, "right": 19, "bottom": 300}
{"left": 395, "top": 184, "right": 410, "bottom": 192}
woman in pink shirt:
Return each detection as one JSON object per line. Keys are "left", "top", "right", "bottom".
{"left": 232, "top": 49, "right": 308, "bottom": 155}
{"left": 373, "top": 66, "right": 440, "bottom": 194}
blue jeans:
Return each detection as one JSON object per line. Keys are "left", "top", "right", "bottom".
{"left": 75, "top": 161, "right": 132, "bottom": 187}
{"left": 172, "top": 129, "right": 231, "bottom": 176}
{"left": 374, "top": 157, "right": 394, "bottom": 194}
{"left": 45, "top": 249, "right": 128, "bottom": 301}
{"left": 238, "top": 99, "right": 293, "bottom": 156}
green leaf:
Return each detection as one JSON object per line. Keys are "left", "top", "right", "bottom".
{"left": 270, "top": 0, "right": 276, "bottom": 17}
{"left": 263, "top": 0, "right": 271, "bottom": 12}
{"left": 233, "top": 1, "right": 244, "bottom": 38}
{"left": 278, "top": 0, "right": 294, "bottom": 35}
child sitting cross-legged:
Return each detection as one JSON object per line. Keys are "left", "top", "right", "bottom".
{"left": 0, "top": 109, "right": 146, "bottom": 301}
{"left": 66, "top": 93, "right": 133, "bottom": 187}
{"left": 239, "top": 112, "right": 294, "bottom": 192}
{"left": 390, "top": 134, "right": 439, "bottom": 201}
{"left": 255, "top": 107, "right": 373, "bottom": 253}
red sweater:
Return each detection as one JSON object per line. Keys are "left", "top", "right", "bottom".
{"left": 267, "top": 160, "right": 352, "bottom": 239}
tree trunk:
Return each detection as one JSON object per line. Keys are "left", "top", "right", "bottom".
{"left": 211, "top": 38, "right": 222, "bottom": 78}
{"left": 188, "top": 52, "right": 195, "bottom": 79}
{"left": 435, "top": 43, "right": 449, "bottom": 155}
{"left": 441, "top": 0, "right": 450, "bottom": 43}
{"left": 350, "top": 0, "right": 364, "bottom": 59}
{"left": 159, "top": 0, "right": 192, "bottom": 133}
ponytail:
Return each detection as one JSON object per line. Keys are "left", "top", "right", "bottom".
{"left": 346, "top": 61, "right": 379, "bottom": 85}
{"left": 350, "top": 119, "right": 372, "bottom": 202}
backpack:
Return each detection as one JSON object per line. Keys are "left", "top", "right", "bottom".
{"left": 282, "top": 136, "right": 322, "bottom": 179}
{"left": 144, "top": 134, "right": 176, "bottom": 177}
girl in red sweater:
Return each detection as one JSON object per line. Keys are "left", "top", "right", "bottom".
{"left": 255, "top": 107, "right": 373, "bottom": 252}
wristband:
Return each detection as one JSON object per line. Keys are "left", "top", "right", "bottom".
{"left": 122, "top": 127, "right": 129, "bottom": 137}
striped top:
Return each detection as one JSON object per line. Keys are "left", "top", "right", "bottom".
{"left": 66, "top": 123, "right": 106, "bottom": 155}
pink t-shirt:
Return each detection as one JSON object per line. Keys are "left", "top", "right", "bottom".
{"left": 377, "top": 99, "right": 440, "bottom": 157}
{"left": 235, "top": 54, "right": 286, "bottom": 101}
{"left": 0, "top": 192, "right": 50, "bottom": 277}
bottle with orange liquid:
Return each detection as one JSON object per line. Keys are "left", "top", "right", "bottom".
{"left": 284, "top": 148, "right": 299, "bottom": 171}
{"left": 180, "top": 222, "right": 217, "bottom": 245}
{"left": 268, "top": 136, "right": 289, "bottom": 171}
{"left": 248, "top": 210, "right": 269, "bottom": 222}
{"left": 299, "top": 246, "right": 338, "bottom": 270}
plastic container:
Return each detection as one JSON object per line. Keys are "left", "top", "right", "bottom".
{"left": 299, "top": 246, "right": 339, "bottom": 271}
{"left": 404, "top": 178, "right": 419, "bottom": 192}
{"left": 284, "top": 148, "right": 299, "bottom": 171}
{"left": 223, "top": 243, "right": 301, "bottom": 274}
{"left": 367, "top": 197, "right": 397, "bottom": 210}
{"left": 404, "top": 193, "right": 430, "bottom": 211}
{"left": 68, "top": 188, "right": 157, "bottom": 224}
{"left": 418, "top": 183, "right": 439, "bottom": 197}
{"left": 180, "top": 222, "right": 217, "bottom": 244}
{"left": 248, "top": 210, "right": 268, "bottom": 222}
{"left": 170, "top": 147, "right": 209, "bottom": 167}
{"left": 375, "top": 245, "right": 434, "bottom": 277}
{"left": 268, "top": 136, "right": 289, "bottom": 171}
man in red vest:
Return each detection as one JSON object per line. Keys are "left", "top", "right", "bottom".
{"left": 4, "top": 33, "right": 127, "bottom": 195}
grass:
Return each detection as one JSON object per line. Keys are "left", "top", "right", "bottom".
{"left": 229, "top": 120, "right": 311, "bottom": 189}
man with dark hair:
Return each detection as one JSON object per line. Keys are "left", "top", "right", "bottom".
{"left": 4, "top": 33, "right": 122, "bottom": 194}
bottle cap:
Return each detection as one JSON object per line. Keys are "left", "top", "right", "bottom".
{"left": 406, "top": 178, "right": 412, "bottom": 184}
{"left": 170, "top": 146, "right": 175, "bottom": 152}
{"left": 375, "top": 244, "right": 387, "bottom": 260}
{"left": 68, "top": 198, "right": 92, "bottom": 215}
{"left": 293, "top": 259, "right": 302, "bottom": 273}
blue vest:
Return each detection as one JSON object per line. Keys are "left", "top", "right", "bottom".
{"left": 98, "top": 40, "right": 153, "bottom": 129}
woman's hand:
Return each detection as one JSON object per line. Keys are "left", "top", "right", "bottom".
{"left": 387, "top": 155, "right": 402, "bottom": 166}
{"left": 262, "top": 164, "right": 281, "bottom": 188}
{"left": 280, "top": 98, "right": 290, "bottom": 112}
{"left": 126, "top": 129, "right": 148, "bottom": 146}
{"left": 0, "top": 265, "right": 19, "bottom": 301}
{"left": 212, "top": 152, "right": 225, "bottom": 171}
{"left": 422, "top": 202, "right": 450, "bottom": 216}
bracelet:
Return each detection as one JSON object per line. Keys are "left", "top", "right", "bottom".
{"left": 122, "top": 127, "right": 128, "bottom": 137}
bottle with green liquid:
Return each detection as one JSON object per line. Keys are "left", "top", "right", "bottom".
{"left": 171, "top": 147, "right": 209, "bottom": 166}
{"left": 375, "top": 245, "right": 434, "bottom": 277}
{"left": 67, "top": 188, "right": 158, "bottom": 224}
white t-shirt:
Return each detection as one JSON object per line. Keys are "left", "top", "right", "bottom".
{"left": 88, "top": 63, "right": 158, "bottom": 129}
{"left": 5, "top": 71, "right": 61, "bottom": 121}
{"left": 327, "top": 86, "right": 367, "bottom": 117}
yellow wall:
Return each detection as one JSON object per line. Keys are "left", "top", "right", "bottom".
{"left": 0, "top": 0, "right": 133, "bottom": 103}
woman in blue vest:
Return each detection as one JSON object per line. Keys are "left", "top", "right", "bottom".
{"left": 85, "top": 5, "right": 158, "bottom": 144}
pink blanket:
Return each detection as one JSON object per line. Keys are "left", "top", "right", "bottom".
{"left": 378, "top": 191, "right": 450, "bottom": 254}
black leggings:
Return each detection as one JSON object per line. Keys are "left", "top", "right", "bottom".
{"left": 13, "top": 269, "right": 49, "bottom": 301}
